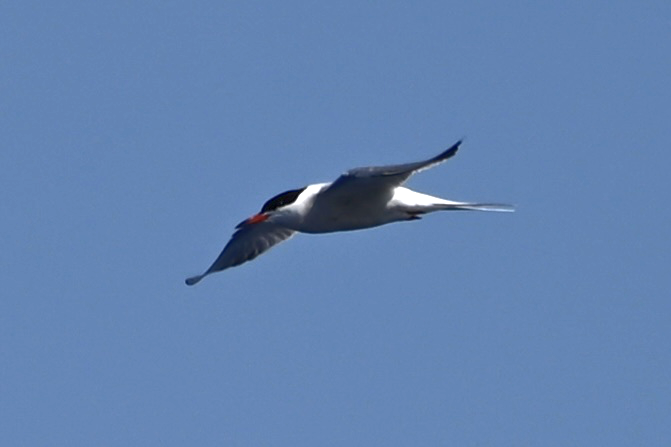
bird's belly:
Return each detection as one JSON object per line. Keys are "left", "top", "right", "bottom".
{"left": 299, "top": 204, "right": 397, "bottom": 234}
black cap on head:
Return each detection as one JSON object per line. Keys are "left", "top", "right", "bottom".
{"left": 260, "top": 187, "right": 307, "bottom": 213}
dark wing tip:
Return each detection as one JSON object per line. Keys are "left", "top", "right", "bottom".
{"left": 185, "top": 275, "right": 204, "bottom": 286}
{"left": 436, "top": 139, "right": 462, "bottom": 161}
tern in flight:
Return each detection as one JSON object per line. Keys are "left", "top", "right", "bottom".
{"left": 186, "top": 140, "right": 513, "bottom": 285}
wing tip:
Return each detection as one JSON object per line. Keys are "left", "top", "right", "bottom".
{"left": 185, "top": 274, "right": 204, "bottom": 286}
{"left": 438, "top": 139, "right": 462, "bottom": 161}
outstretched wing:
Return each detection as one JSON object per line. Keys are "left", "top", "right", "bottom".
{"left": 185, "top": 222, "right": 295, "bottom": 285}
{"left": 320, "top": 140, "right": 462, "bottom": 203}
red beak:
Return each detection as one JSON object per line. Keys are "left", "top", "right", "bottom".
{"left": 235, "top": 212, "right": 269, "bottom": 229}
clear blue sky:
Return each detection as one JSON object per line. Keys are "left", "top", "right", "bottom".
{"left": 2, "top": 1, "right": 670, "bottom": 445}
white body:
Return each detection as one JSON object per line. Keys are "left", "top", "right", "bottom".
{"left": 276, "top": 184, "right": 485, "bottom": 233}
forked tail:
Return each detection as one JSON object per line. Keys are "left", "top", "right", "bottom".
{"left": 439, "top": 202, "right": 515, "bottom": 212}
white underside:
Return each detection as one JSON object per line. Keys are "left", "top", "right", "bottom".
{"left": 290, "top": 187, "right": 512, "bottom": 233}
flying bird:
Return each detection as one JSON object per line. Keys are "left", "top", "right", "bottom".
{"left": 186, "top": 140, "right": 513, "bottom": 285}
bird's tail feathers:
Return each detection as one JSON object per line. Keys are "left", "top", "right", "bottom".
{"left": 439, "top": 202, "right": 515, "bottom": 212}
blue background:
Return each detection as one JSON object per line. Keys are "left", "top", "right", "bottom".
{"left": 2, "top": 1, "right": 670, "bottom": 445}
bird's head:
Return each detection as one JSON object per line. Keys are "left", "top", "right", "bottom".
{"left": 235, "top": 186, "right": 308, "bottom": 229}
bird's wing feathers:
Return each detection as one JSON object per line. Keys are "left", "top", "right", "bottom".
{"left": 345, "top": 140, "right": 461, "bottom": 179}
{"left": 321, "top": 140, "right": 461, "bottom": 202}
{"left": 185, "top": 222, "right": 295, "bottom": 285}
